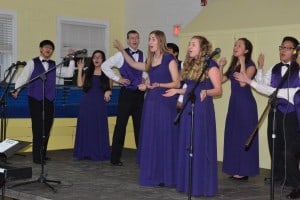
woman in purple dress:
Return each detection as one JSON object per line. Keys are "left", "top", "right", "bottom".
{"left": 114, "top": 30, "right": 180, "bottom": 187}
{"left": 220, "top": 38, "right": 259, "bottom": 180}
{"left": 73, "top": 50, "right": 112, "bottom": 161}
{"left": 165, "top": 36, "right": 222, "bottom": 196}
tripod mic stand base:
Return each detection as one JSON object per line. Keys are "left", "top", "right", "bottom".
{"left": 8, "top": 174, "right": 61, "bottom": 193}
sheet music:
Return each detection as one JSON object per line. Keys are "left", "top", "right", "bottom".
{"left": 0, "top": 139, "right": 19, "bottom": 153}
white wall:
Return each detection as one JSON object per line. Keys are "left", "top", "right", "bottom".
{"left": 125, "top": 0, "right": 202, "bottom": 53}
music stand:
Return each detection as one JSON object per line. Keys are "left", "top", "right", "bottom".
{"left": 174, "top": 59, "right": 210, "bottom": 200}
{"left": 8, "top": 58, "right": 71, "bottom": 192}
{"left": 0, "top": 139, "right": 31, "bottom": 162}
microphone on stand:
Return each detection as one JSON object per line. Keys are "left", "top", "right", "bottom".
{"left": 205, "top": 48, "right": 221, "bottom": 61}
{"left": 67, "top": 49, "right": 88, "bottom": 57}
{"left": 5, "top": 61, "right": 27, "bottom": 72}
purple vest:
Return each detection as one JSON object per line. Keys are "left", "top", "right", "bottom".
{"left": 28, "top": 57, "right": 56, "bottom": 101}
{"left": 271, "top": 62, "right": 300, "bottom": 114}
{"left": 119, "top": 48, "right": 143, "bottom": 90}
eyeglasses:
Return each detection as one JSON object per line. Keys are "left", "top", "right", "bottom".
{"left": 279, "top": 46, "right": 295, "bottom": 51}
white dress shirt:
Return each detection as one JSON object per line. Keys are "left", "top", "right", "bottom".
{"left": 15, "top": 56, "right": 51, "bottom": 89}
{"left": 253, "top": 62, "right": 300, "bottom": 104}
{"left": 101, "top": 48, "right": 148, "bottom": 82}
{"left": 56, "top": 60, "right": 76, "bottom": 84}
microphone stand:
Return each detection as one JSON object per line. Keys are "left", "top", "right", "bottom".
{"left": 245, "top": 66, "right": 291, "bottom": 200}
{"left": 0, "top": 64, "right": 20, "bottom": 142}
{"left": 8, "top": 58, "right": 70, "bottom": 192}
{"left": 174, "top": 59, "right": 210, "bottom": 200}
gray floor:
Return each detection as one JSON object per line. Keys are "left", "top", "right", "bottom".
{"left": 1, "top": 149, "right": 293, "bottom": 200}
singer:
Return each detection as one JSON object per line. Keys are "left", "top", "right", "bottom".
{"left": 12, "top": 40, "right": 56, "bottom": 164}
{"left": 114, "top": 30, "right": 180, "bottom": 186}
{"left": 234, "top": 36, "right": 300, "bottom": 199}
{"left": 102, "top": 30, "right": 146, "bottom": 166}
{"left": 73, "top": 50, "right": 112, "bottom": 161}
{"left": 163, "top": 35, "right": 222, "bottom": 196}
{"left": 220, "top": 38, "right": 259, "bottom": 181}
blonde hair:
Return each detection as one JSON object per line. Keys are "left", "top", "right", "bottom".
{"left": 145, "top": 30, "right": 171, "bottom": 71}
{"left": 181, "top": 35, "right": 212, "bottom": 81}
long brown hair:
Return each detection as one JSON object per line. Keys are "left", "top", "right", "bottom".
{"left": 181, "top": 35, "right": 212, "bottom": 81}
{"left": 224, "top": 38, "right": 253, "bottom": 77}
{"left": 145, "top": 30, "right": 171, "bottom": 71}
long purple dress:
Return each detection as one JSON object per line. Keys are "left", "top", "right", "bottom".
{"left": 222, "top": 60, "right": 259, "bottom": 176}
{"left": 73, "top": 75, "right": 111, "bottom": 161}
{"left": 176, "top": 61, "right": 218, "bottom": 197}
{"left": 139, "top": 53, "right": 178, "bottom": 186}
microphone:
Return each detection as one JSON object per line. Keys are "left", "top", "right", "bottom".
{"left": 205, "top": 48, "right": 221, "bottom": 61}
{"left": 68, "top": 49, "right": 87, "bottom": 57}
{"left": 5, "top": 61, "right": 27, "bottom": 72}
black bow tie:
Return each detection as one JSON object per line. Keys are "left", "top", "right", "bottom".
{"left": 131, "top": 51, "right": 138, "bottom": 55}
{"left": 42, "top": 59, "right": 49, "bottom": 63}
{"left": 282, "top": 63, "right": 290, "bottom": 67}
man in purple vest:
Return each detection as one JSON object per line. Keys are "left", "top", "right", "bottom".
{"left": 234, "top": 36, "right": 300, "bottom": 199}
{"left": 102, "top": 30, "right": 146, "bottom": 166}
{"left": 12, "top": 40, "right": 56, "bottom": 164}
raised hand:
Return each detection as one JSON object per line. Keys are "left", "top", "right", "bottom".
{"left": 218, "top": 57, "right": 227, "bottom": 69}
{"left": 77, "top": 59, "right": 85, "bottom": 70}
{"left": 257, "top": 53, "right": 265, "bottom": 69}
{"left": 114, "top": 40, "right": 124, "bottom": 52}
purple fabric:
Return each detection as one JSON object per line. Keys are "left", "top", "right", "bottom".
{"left": 119, "top": 48, "right": 143, "bottom": 90}
{"left": 28, "top": 57, "right": 56, "bottom": 101}
{"left": 138, "top": 53, "right": 178, "bottom": 187}
{"left": 271, "top": 62, "right": 299, "bottom": 113}
{"left": 176, "top": 60, "right": 219, "bottom": 196}
{"left": 73, "top": 75, "right": 110, "bottom": 161}
{"left": 294, "top": 90, "right": 300, "bottom": 132}
{"left": 222, "top": 60, "right": 259, "bottom": 177}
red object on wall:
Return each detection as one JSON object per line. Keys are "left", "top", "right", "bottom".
{"left": 201, "top": 0, "right": 207, "bottom": 6}
{"left": 173, "top": 25, "right": 181, "bottom": 36}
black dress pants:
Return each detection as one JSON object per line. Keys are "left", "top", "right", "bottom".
{"left": 28, "top": 97, "right": 54, "bottom": 163}
{"left": 267, "top": 110, "right": 300, "bottom": 187}
{"left": 110, "top": 88, "right": 144, "bottom": 163}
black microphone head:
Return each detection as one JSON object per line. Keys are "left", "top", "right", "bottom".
{"left": 82, "top": 49, "right": 87, "bottom": 54}
{"left": 73, "top": 49, "right": 87, "bottom": 56}
{"left": 16, "top": 61, "right": 26, "bottom": 65}
{"left": 215, "top": 48, "right": 221, "bottom": 54}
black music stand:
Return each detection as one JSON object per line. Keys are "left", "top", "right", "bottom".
{"left": 245, "top": 66, "right": 291, "bottom": 200}
{"left": 8, "top": 59, "right": 71, "bottom": 193}
{"left": 174, "top": 59, "right": 210, "bottom": 200}
{"left": 0, "top": 139, "right": 31, "bottom": 162}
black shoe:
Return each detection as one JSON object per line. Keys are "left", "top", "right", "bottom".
{"left": 287, "top": 188, "right": 300, "bottom": 199}
{"left": 158, "top": 183, "right": 165, "bottom": 187}
{"left": 264, "top": 177, "right": 282, "bottom": 185}
{"left": 231, "top": 176, "right": 248, "bottom": 181}
{"left": 44, "top": 157, "right": 51, "bottom": 161}
{"left": 33, "top": 160, "right": 42, "bottom": 164}
{"left": 111, "top": 161, "right": 123, "bottom": 166}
